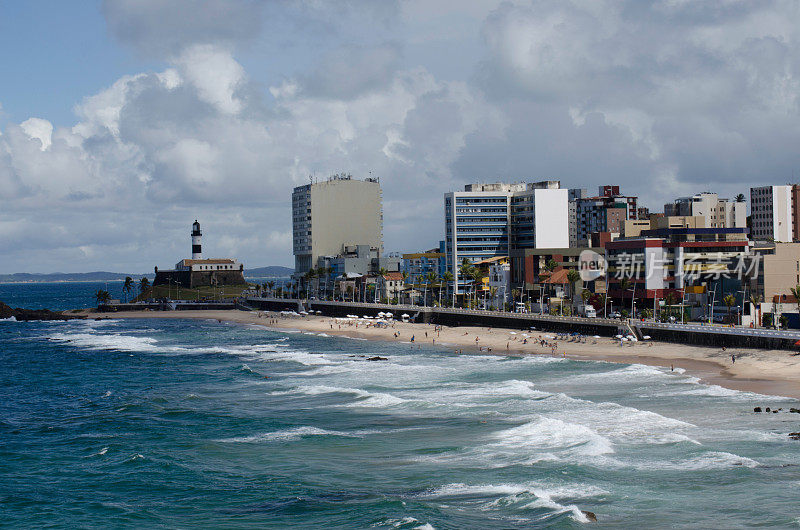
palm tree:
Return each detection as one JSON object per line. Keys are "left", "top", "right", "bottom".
{"left": 95, "top": 289, "right": 111, "bottom": 307}
{"left": 267, "top": 281, "right": 275, "bottom": 297}
{"left": 723, "top": 293, "right": 737, "bottom": 324}
{"left": 790, "top": 286, "right": 800, "bottom": 316}
{"left": 123, "top": 276, "right": 134, "bottom": 303}
{"left": 489, "top": 286, "right": 498, "bottom": 310}
{"left": 566, "top": 269, "right": 581, "bottom": 305}
{"left": 442, "top": 271, "right": 454, "bottom": 307}
{"left": 459, "top": 259, "right": 475, "bottom": 307}
{"left": 139, "top": 277, "right": 150, "bottom": 298}
{"left": 749, "top": 294, "right": 762, "bottom": 327}
{"left": 511, "top": 288, "right": 520, "bottom": 310}
{"left": 401, "top": 271, "right": 409, "bottom": 304}
{"left": 424, "top": 271, "right": 438, "bottom": 307}
{"left": 735, "top": 193, "right": 746, "bottom": 202}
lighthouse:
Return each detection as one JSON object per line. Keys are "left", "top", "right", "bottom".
{"left": 191, "top": 220, "right": 202, "bottom": 259}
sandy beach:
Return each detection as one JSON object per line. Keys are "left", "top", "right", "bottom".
{"left": 87, "top": 309, "right": 800, "bottom": 400}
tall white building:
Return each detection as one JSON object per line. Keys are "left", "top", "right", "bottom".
{"left": 292, "top": 175, "right": 383, "bottom": 274}
{"left": 750, "top": 185, "right": 792, "bottom": 242}
{"left": 444, "top": 181, "right": 568, "bottom": 293}
{"left": 664, "top": 192, "right": 746, "bottom": 229}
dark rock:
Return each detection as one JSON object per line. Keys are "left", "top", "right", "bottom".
{"left": 773, "top": 410, "right": 779, "bottom": 413}
{"left": 754, "top": 407, "right": 762, "bottom": 413}
{"left": 789, "top": 432, "right": 800, "bottom": 440}
{"left": 582, "top": 511, "right": 597, "bottom": 522}
{"left": 790, "top": 408, "right": 800, "bottom": 414}
{"left": 0, "top": 300, "right": 86, "bottom": 321}
{"left": 366, "top": 356, "right": 388, "bottom": 361}
{"left": 765, "top": 407, "right": 771, "bottom": 412}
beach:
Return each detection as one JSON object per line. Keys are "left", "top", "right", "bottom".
{"left": 88, "top": 309, "right": 800, "bottom": 400}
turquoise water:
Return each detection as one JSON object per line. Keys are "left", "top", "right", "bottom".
{"left": 2, "top": 284, "right": 800, "bottom": 527}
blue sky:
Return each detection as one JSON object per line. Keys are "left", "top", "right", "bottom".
{"left": 1, "top": 1, "right": 799, "bottom": 273}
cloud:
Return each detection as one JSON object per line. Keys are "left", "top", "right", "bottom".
{"left": 3, "top": 0, "right": 800, "bottom": 274}
{"left": 470, "top": 0, "right": 800, "bottom": 201}
{"left": 101, "top": 0, "right": 263, "bottom": 57}
{"left": 20, "top": 118, "right": 53, "bottom": 150}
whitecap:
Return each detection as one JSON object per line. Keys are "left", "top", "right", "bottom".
{"left": 48, "top": 332, "right": 159, "bottom": 353}
{"left": 0, "top": 316, "right": 17, "bottom": 322}
{"left": 218, "top": 426, "right": 361, "bottom": 443}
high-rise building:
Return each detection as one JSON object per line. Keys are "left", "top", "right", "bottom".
{"left": 575, "top": 185, "right": 637, "bottom": 246}
{"left": 568, "top": 188, "right": 588, "bottom": 248}
{"left": 750, "top": 185, "right": 792, "bottom": 242}
{"left": 292, "top": 175, "right": 383, "bottom": 275}
{"left": 664, "top": 192, "right": 745, "bottom": 230}
{"left": 444, "top": 181, "right": 568, "bottom": 293}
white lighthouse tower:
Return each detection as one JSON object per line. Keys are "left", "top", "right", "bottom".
{"left": 191, "top": 220, "right": 202, "bottom": 259}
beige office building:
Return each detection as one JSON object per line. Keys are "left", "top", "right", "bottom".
{"left": 292, "top": 175, "right": 383, "bottom": 274}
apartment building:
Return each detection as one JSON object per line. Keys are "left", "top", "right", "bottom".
{"left": 292, "top": 175, "right": 383, "bottom": 275}
{"left": 444, "top": 181, "right": 568, "bottom": 293}
{"left": 664, "top": 192, "right": 745, "bottom": 230}
{"left": 605, "top": 227, "right": 751, "bottom": 305}
{"left": 575, "top": 185, "right": 637, "bottom": 246}
{"left": 568, "top": 188, "right": 588, "bottom": 248}
{"left": 750, "top": 185, "right": 792, "bottom": 242}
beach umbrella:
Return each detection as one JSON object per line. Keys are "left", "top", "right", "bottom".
{"left": 615, "top": 334, "right": 623, "bottom": 338}
{"left": 794, "top": 339, "right": 800, "bottom": 347}
{"left": 509, "top": 332, "right": 517, "bottom": 335}
{"left": 643, "top": 335, "right": 651, "bottom": 340}
{"left": 401, "top": 313, "right": 410, "bottom": 318}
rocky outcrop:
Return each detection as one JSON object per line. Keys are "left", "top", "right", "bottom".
{"left": 0, "top": 301, "right": 86, "bottom": 321}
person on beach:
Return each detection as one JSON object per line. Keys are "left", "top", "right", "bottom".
{"left": 411, "top": 335, "right": 415, "bottom": 343}
{"left": 731, "top": 354, "right": 736, "bottom": 364}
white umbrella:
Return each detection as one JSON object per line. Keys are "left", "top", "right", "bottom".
{"left": 402, "top": 313, "right": 410, "bottom": 318}
{"left": 593, "top": 335, "right": 601, "bottom": 338}
{"left": 642, "top": 335, "right": 651, "bottom": 340}
{"left": 615, "top": 334, "right": 623, "bottom": 338}
{"left": 509, "top": 332, "right": 517, "bottom": 335}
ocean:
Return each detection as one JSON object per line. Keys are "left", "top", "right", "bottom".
{"left": 2, "top": 283, "right": 800, "bottom": 528}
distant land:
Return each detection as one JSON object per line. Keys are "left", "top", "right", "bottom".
{"left": 0, "top": 266, "right": 293, "bottom": 284}
{"left": 243, "top": 266, "right": 293, "bottom": 278}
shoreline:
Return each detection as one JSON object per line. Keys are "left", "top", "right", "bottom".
{"left": 85, "top": 309, "right": 800, "bottom": 400}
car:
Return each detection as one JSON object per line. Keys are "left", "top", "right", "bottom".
{"left": 609, "top": 311, "right": 622, "bottom": 319}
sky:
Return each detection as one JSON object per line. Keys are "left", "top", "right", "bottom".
{"left": 1, "top": 0, "right": 799, "bottom": 273}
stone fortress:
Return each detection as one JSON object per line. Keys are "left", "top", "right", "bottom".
{"left": 153, "top": 221, "right": 246, "bottom": 288}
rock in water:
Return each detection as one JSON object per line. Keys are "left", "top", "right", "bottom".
{"left": 766, "top": 407, "right": 771, "bottom": 413}
{"left": 366, "top": 356, "right": 388, "bottom": 361}
{"left": 754, "top": 407, "right": 762, "bottom": 413}
{"left": 0, "top": 301, "right": 86, "bottom": 321}
{"left": 582, "top": 510, "right": 598, "bottom": 522}
{"left": 789, "top": 432, "right": 800, "bottom": 440}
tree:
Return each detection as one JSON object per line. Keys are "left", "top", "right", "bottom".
{"left": 762, "top": 312, "right": 774, "bottom": 328}
{"left": 511, "top": 288, "right": 520, "bottom": 310}
{"left": 442, "top": 271, "right": 454, "bottom": 307}
{"left": 723, "top": 293, "right": 737, "bottom": 324}
{"left": 95, "top": 289, "right": 111, "bottom": 307}
{"left": 401, "top": 271, "right": 409, "bottom": 304}
{"left": 735, "top": 193, "right": 746, "bottom": 202}
{"left": 123, "top": 276, "right": 134, "bottom": 303}
{"left": 377, "top": 267, "right": 389, "bottom": 303}
{"left": 790, "top": 286, "right": 800, "bottom": 316}
{"left": 749, "top": 294, "right": 762, "bottom": 327}
{"left": 267, "top": 281, "right": 275, "bottom": 297}
{"left": 139, "top": 277, "right": 150, "bottom": 298}
{"left": 566, "top": 269, "right": 581, "bottom": 304}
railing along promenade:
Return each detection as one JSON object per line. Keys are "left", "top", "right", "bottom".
{"left": 245, "top": 297, "right": 800, "bottom": 351}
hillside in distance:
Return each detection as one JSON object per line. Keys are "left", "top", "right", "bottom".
{"left": 244, "top": 266, "right": 293, "bottom": 278}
